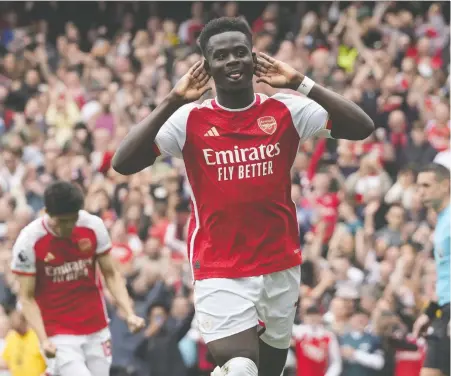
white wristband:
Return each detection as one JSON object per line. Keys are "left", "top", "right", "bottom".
{"left": 296, "top": 76, "right": 315, "bottom": 96}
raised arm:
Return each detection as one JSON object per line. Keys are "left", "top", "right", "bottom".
{"left": 10, "top": 230, "right": 56, "bottom": 358}
{"left": 112, "top": 61, "right": 211, "bottom": 175}
{"left": 255, "top": 52, "right": 375, "bottom": 140}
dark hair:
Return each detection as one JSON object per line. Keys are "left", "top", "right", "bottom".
{"left": 198, "top": 17, "right": 252, "bottom": 56}
{"left": 147, "top": 300, "right": 171, "bottom": 316}
{"left": 420, "top": 163, "right": 451, "bottom": 182}
{"left": 305, "top": 305, "right": 321, "bottom": 315}
{"left": 44, "top": 181, "right": 84, "bottom": 216}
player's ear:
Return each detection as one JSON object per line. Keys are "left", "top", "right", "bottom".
{"left": 203, "top": 59, "right": 211, "bottom": 75}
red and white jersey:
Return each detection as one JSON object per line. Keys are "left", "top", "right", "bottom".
{"left": 395, "top": 336, "right": 426, "bottom": 376}
{"left": 155, "top": 93, "right": 330, "bottom": 280}
{"left": 11, "top": 210, "right": 111, "bottom": 337}
{"left": 292, "top": 324, "right": 341, "bottom": 376}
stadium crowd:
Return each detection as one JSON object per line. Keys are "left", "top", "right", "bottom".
{"left": 0, "top": 1, "right": 450, "bottom": 376}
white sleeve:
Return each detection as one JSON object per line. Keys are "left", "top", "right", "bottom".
{"left": 325, "top": 334, "right": 342, "bottom": 376}
{"left": 353, "top": 350, "right": 385, "bottom": 370}
{"left": 272, "top": 93, "right": 331, "bottom": 140}
{"left": 154, "top": 103, "right": 195, "bottom": 158}
{"left": 164, "top": 223, "right": 187, "bottom": 255}
{"left": 11, "top": 229, "right": 36, "bottom": 275}
{"left": 91, "top": 216, "right": 112, "bottom": 255}
{"left": 292, "top": 324, "right": 304, "bottom": 338}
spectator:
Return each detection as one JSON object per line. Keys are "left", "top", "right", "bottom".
{"left": 136, "top": 299, "right": 195, "bottom": 376}
{"left": 0, "top": 308, "right": 46, "bottom": 376}
{"left": 339, "top": 309, "right": 384, "bottom": 376}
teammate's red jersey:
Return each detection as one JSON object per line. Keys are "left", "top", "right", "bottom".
{"left": 154, "top": 93, "right": 330, "bottom": 280}
{"left": 395, "top": 336, "right": 426, "bottom": 376}
{"left": 11, "top": 210, "right": 111, "bottom": 336}
{"left": 292, "top": 324, "right": 341, "bottom": 376}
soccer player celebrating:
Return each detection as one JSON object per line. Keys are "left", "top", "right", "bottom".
{"left": 113, "top": 17, "right": 374, "bottom": 376}
{"left": 414, "top": 163, "right": 450, "bottom": 376}
{"left": 10, "top": 181, "right": 145, "bottom": 376}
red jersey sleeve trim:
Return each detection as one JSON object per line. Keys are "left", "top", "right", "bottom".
{"left": 153, "top": 143, "right": 161, "bottom": 156}
{"left": 12, "top": 270, "right": 36, "bottom": 276}
{"left": 325, "top": 118, "right": 332, "bottom": 130}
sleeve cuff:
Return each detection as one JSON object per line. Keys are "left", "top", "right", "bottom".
{"left": 11, "top": 270, "right": 36, "bottom": 276}
{"left": 153, "top": 142, "right": 161, "bottom": 156}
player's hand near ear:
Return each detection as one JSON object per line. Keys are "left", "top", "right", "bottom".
{"left": 254, "top": 52, "right": 303, "bottom": 90}
{"left": 170, "top": 60, "right": 212, "bottom": 103}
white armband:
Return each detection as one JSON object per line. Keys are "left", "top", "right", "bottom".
{"left": 297, "top": 76, "right": 315, "bottom": 96}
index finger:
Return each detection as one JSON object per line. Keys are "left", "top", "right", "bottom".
{"left": 192, "top": 61, "right": 208, "bottom": 78}
{"left": 258, "top": 52, "right": 276, "bottom": 64}
{"left": 188, "top": 61, "right": 203, "bottom": 75}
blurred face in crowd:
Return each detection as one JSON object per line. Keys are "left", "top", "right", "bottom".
{"left": 350, "top": 312, "right": 369, "bottom": 333}
{"left": 360, "top": 294, "right": 377, "bottom": 314}
{"left": 312, "top": 172, "right": 330, "bottom": 195}
{"left": 385, "top": 205, "right": 404, "bottom": 230}
{"left": 171, "top": 296, "right": 189, "bottom": 320}
{"left": 25, "top": 70, "right": 40, "bottom": 88}
{"left": 143, "top": 237, "right": 162, "bottom": 259}
{"left": 330, "top": 297, "right": 350, "bottom": 320}
{"left": 9, "top": 310, "right": 28, "bottom": 335}
{"left": 2, "top": 150, "right": 20, "bottom": 172}
{"left": 303, "top": 311, "right": 322, "bottom": 326}
{"left": 149, "top": 305, "right": 168, "bottom": 329}
{"left": 398, "top": 169, "right": 415, "bottom": 187}
{"left": 204, "top": 30, "right": 255, "bottom": 92}
{"left": 388, "top": 110, "right": 406, "bottom": 133}
{"left": 411, "top": 126, "right": 426, "bottom": 146}
{"left": 435, "top": 102, "right": 450, "bottom": 126}
{"left": 3, "top": 53, "right": 16, "bottom": 74}
{"left": 417, "top": 170, "right": 450, "bottom": 211}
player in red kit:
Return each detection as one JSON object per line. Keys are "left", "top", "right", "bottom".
{"left": 292, "top": 306, "right": 342, "bottom": 376}
{"left": 113, "top": 17, "right": 374, "bottom": 376}
{"left": 395, "top": 335, "right": 426, "bottom": 376}
{"left": 11, "top": 181, "right": 145, "bottom": 376}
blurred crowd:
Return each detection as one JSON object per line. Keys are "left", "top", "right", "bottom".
{"left": 0, "top": 1, "right": 450, "bottom": 376}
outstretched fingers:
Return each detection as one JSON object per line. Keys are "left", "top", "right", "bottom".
{"left": 188, "top": 60, "right": 203, "bottom": 76}
{"left": 196, "top": 74, "right": 211, "bottom": 90}
{"left": 256, "top": 57, "right": 272, "bottom": 70}
{"left": 258, "top": 52, "right": 276, "bottom": 64}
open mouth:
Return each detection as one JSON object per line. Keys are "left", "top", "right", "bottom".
{"left": 226, "top": 71, "right": 243, "bottom": 81}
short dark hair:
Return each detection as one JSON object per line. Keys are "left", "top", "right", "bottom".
{"left": 44, "top": 181, "right": 84, "bottom": 216}
{"left": 198, "top": 17, "right": 252, "bottom": 56}
{"left": 420, "top": 163, "right": 450, "bottom": 182}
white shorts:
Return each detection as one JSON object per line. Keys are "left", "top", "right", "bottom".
{"left": 194, "top": 266, "right": 301, "bottom": 349}
{"left": 46, "top": 327, "right": 111, "bottom": 376}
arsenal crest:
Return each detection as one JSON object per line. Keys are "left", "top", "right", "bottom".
{"left": 257, "top": 116, "right": 277, "bottom": 135}
{"left": 78, "top": 238, "right": 92, "bottom": 252}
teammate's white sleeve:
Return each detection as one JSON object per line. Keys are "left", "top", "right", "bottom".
{"left": 273, "top": 93, "right": 331, "bottom": 140}
{"left": 90, "top": 215, "right": 112, "bottom": 255}
{"left": 11, "top": 229, "right": 36, "bottom": 275}
{"left": 154, "top": 103, "right": 196, "bottom": 158}
{"left": 325, "top": 333, "right": 342, "bottom": 376}
{"left": 292, "top": 324, "right": 304, "bottom": 338}
{"left": 353, "top": 349, "right": 384, "bottom": 370}
{"left": 164, "top": 223, "right": 187, "bottom": 255}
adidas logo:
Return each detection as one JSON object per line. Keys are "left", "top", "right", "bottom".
{"left": 204, "top": 127, "right": 220, "bottom": 137}
{"left": 44, "top": 252, "right": 55, "bottom": 263}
